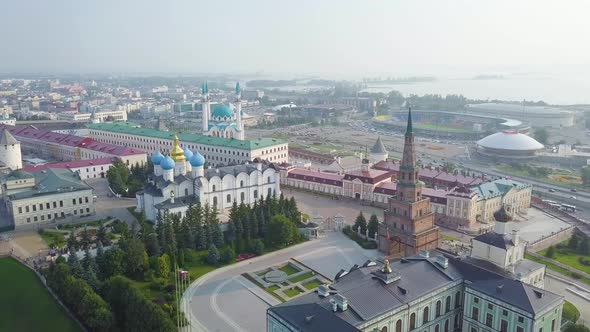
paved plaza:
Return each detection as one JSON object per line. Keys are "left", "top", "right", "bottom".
{"left": 510, "top": 208, "right": 572, "bottom": 244}
{"left": 183, "top": 232, "right": 382, "bottom": 332}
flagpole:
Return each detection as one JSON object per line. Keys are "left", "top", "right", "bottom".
{"left": 176, "top": 264, "right": 180, "bottom": 331}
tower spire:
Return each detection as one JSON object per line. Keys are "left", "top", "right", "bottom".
{"left": 406, "top": 104, "right": 413, "bottom": 135}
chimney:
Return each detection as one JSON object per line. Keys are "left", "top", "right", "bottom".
{"left": 330, "top": 299, "right": 338, "bottom": 312}
{"left": 318, "top": 285, "right": 330, "bottom": 297}
{"left": 334, "top": 294, "right": 348, "bottom": 311}
{"left": 420, "top": 250, "right": 430, "bottom": 258}
{"left": 435, "top": 256, "right": 449, "bottom": 269}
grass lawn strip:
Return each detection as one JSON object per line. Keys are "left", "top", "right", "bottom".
{"left": 539, "top": 248, "right": 590, "bottom": 275}
{"left": 0, "top": 258, "right": 80, "bottom": 332}
{"left": 279, "top": 264, "right": 299, "bottom": 275}
{"left": 303, "top": 279, "right": 322, "bottom": 290}
{"left": 289, "top": 271, "right": 314, "bottom": 283}
{"left": 525, "top": 254, "right": 590, "bottom": 286}
{"left": 40, "top": 231, "right": 68, "bottom": 248}
{"left": 563, "top": 301, "right": 580, "bottom": 323}
{"left": 284, "top": 287, "right": 303, "bottom": 297}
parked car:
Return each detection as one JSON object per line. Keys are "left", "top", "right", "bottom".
{"left": 548, "top": 189, "right": 555, "bottom": 193}
{"left": 571, "top": 188, "right": 577, "bottom": 192}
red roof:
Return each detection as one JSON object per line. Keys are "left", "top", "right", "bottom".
{"left": 23, "top": 157, "right": 115, "bottom": 172}
{"left": 373, "top": 182, "right": 448, "bottom": 204}
{"left": 343, "top": 169, "right": 392, "bottom": 184}
{"left": 287, "top": 168, "right": 343, "bottom": 186}
{"left": 373, "top": 160, "right": 400, "bottom": 172}
{"left": 0, "top": 124, "right": 145, "bottom": 157}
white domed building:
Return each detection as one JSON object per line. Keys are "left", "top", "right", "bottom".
{"left": 136, "top": 134, "right": 280, "bottom": 222}
{"left": 476, "top": 131, "right": 544, "bottom": 159}
{"left": 201, "top": 82, "right": 245, "bottom": 140}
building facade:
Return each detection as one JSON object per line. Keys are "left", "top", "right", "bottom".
{"left": 201, "top": 82, "right": 245, "bottom": 140}
{"left": 0, "top": 129, "right": 22, "bottom": 170}
{"left": 87, "top": 122, "right": 288, "bottom": 167}
{"left": 267, "top": 253, "right": 563, "bottom": 332}
{"left": 136, "top": 136, "right": 281, "bottom": 221}
{"left": 2, "top": 168, "right": 95, "bottom": 228}
{"left": 22, "top": 157, "right": 116, "bottom": 179}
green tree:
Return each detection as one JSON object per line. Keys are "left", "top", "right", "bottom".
{"left": 534, "top": 128, "right": 549, "bottom": 144}
{"left": 582, "top": 167, "right": 590, "bottom": 187}
{"left": 580, "top": 237, "right": 590, "bottom": 255}
{"left": 367, "top": 214, "right": 380, "bottom": 238}
{"left": 266, "top": 215, "right": 300, "bottom": 249}
{"left": 68, "top": 252, "right": 84, "bottom": 279}
{"left": 207, "top": 244, "right": 220, "bottom": 265}
{"left": 569, "top": 233, "right": 580, "bottom": 249}
{"left": 120, "top": 237, "right": 149, "bottom": 279}
{"left": 220, "top": 246, "right": 236, "bottom": 264}
{"left": 144, "top": 233, "right": 160, "bottom": 257}
{"left": 353, "top": 212, "right": 368, "bottom": 234}
{"left": 101, "top": 248, "right": 125, "bottom": 278}
{"left": 545, "top": 246, "right": 555, "bottom": 259}
{"left": 564, "top": 325, "right": 590, "bottom": 332}
{"left": 157, "top": 253, "right": 171, "bottom": 278}
{"left": 251, "top": 239, "right": 265, "bottom": 255}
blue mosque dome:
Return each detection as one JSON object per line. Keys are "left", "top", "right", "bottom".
{"left": 183, "top": 147, "right": 193, "bottom": 159}
{"left": 151, "top": 151, "right": 165, "bottom": 165}
{"left": 211, "top": 104, "right": 234, "bottom": 118}
{"left": 189, "top": 151, "right": 205, "bottom": 167}
{"left": 160, "top": 156, "right": 176, "bottom": 170}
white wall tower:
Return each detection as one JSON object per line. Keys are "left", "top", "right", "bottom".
{"left": 0, "top": 129, "right": 22, "bottom": 170}
{"left": 235, "top": 82, "right": 245, "bottom": 140}
{"left": 201, "top": 81, "right": 210, "bottom": 134}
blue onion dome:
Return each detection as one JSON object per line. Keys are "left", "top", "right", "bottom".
{"left": 160, "top": 156, "right": 176, "bottom": 170}
{"left": 151, "top": 151, "right": 165, "bottom": 165}
{"left": 183, "top": 147, "right": 193, "bottom": 159}
{"left": 211, "top": 104, "right": 234, "bottom": 118}
{"left": 189, "top": 151, "right": 205, "bottom": 167}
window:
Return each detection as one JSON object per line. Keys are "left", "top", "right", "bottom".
{"left": 240, "top": 192, "right": 245, "bottom": 202}
{"left": 436, "top": 300, "right": 442, "bottom": 317}
{"left": 473, "top": 297, "right": 479, "bottom": 304}
{"left": 85, "top": 197, "right": 89, "bottom": 203}
{"left": 267, "top": 176, "right": 271, "bottom": 183}
{"left": 46, "top": 203, "right": 50, "bottom": 209}
{"left": 487, "top": 303, "right": 493, "bottom": 310}
{"left": 435, "top": 325, "right": 439, "bottom": 332}
{"left": 213, "top": 197, "right": 217, "bottom": 206}
{"left": 381, "top": 327, "right": 387, "bottom": 332}
{"left": 86, "top": 208, "right": 90, "bottom": 213}
{"left": 73, "top": 199, "right": 76, "bottom": 205}
{"left": 34, "top": 216, "right": 38, "bottom": 221}
{"left": 226, "top": 194, "right": 231, "bottom": 203}
{"left": 395, "top": 320, "right": 402, "bottom": 332}
{"left": 27, "top": 217, "right": 30, "bottom": 223}
{"left": 79, "top": 198, "right": 82, "bottom": 204}
{"left": 26, "top": 206, "right": 29, "bottom": 212}
{"left": 539, "top": 328, "right": 543, "bottom": 332}
{"left": 423, "top": 306, "right": 429, "bottom": 324}
{"left": 240, "top": 180, "right": 244, "bottom": 187}
{"left": 445, "top": 296, "right": 451, "bottom": 313}
{"left": 486, "top": 313, "right": 493, "bottom": 327}
{"left": 471, "top": 307, "right": 479, "bottom": 321}
{"left": 185, "top": 188, "right": 189, "bottom": 196}
{"left": 18, "top": 207, "right": 22, "bottom": 214}
{"left": 60, "top": 201, "right": 63, "bottom": 207}
{"left": 502, "top": 310, "right": 508, "bottom": 316}
{"left": 410, "top": 313, "right": 416, "bottom": 330}
{"left": 551, "top": 319, "right": 556, "bottom": 332}
{"left": 53, "top": 202, "right": 56, "bottom": 208}
{"left": 500, "top": 320, "right": 508, "bottom": 332}
{"left": 212, "top": 185, "right": 216, "bottom": 192}
{"left": 268, "top": 187, "right": 272, "bottom": 197}
{"left": 471, "top": 328, "right": 477, "bottom": 332}
{"left": 444, "top": 319, "right": 449, "bottom": 332}
{"left": 518, "top": 316, "right": 524, "bottom": 323}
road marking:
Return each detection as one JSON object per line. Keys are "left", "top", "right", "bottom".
{"left": 211, "top": 277, "right": 246, "bottom": 332}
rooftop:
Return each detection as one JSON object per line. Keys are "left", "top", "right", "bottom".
{"left": 8, "top": 168, "right": 92, "bottom": 200}
{"left": 86, "top": 122, "right": 286, "bottom": 150}
{"left": 22, "top": 157, "right": 115, "bottom": 172}
{"left": 470, "top": 179, "right": 530, "bottom": 200}
{"left": 0, "top": 128, "right": 18, "bottom": 145}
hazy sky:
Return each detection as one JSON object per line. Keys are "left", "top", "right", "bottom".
{"left": 1, "top": 0, "right": 589, "bottom": 75}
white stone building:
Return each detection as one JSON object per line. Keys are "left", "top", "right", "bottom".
{"left": 0, "top": 129, "right": 22, "bottom": 171}
{"left": 136, "top": 136, "right": 281, "bottom": 222}
{"left": 201, "top": 82, "right": 245, "bottom": 140}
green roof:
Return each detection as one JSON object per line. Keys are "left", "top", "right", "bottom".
{"left": 86, "top": 122, "right": 286, "bottom": 150}
{"left": 6, "top": 170, "right": 34, "bottom": 181}
{"left": 9, "top": 168, "right": 91, "bottom": 200}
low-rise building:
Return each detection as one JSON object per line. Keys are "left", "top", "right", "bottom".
{"left": 22, "top": 157, "right": 116, "bottom": 179}
{"left": 57, "top": 109, "right": 128, "bottom": 122}
{"left": 2, "top": 168, "right": 95, "bottom": 229}
{"left": 267, "top": 253, "right": 563, "bottom": 332}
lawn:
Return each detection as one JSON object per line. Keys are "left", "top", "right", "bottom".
{"left": 525, "top": 254, "right": 590, "bottom": 286}
{"left": 539, "top": 248, "right": 590, "bottom": 275}
{"left": 289, "top": 271, "right": 314, "bottom": 283}
{"left": 303, "top": 279, "right": 322, "bottom": 290}
{"left": 279, "top": 264, "right": 299, "bottom": 276}
{"left": 40, "top": 230, "right": 68, "bottom": 248}
{"left": 415, "top": 122, "right": 473, "bottom": 133}
{"left": 0, "top": 258, "right": 81, "bottom": 332}
{"left": 441, "top": 233, "right": 459, "bottom": 242}
{"left": 284, "top": 287, "right": 303, "bottom": 297}
{"left": 563, "top": 300, "right": 580, "bottom": 323}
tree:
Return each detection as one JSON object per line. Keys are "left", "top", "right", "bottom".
{"left": 545, "top": 246, "right": 555, "bottom": 259}
{"left": 157, "top": 253, "right": 171, "bottom": 278}
{"left": 120, "top": 237, "right": 149, "bottom": 279}
{"left": 207, "top": 244, "right": 220, "bottom": 265}
{"left": 101, "top": 248, "right": 125, "bottom": 278}
{"left": 582, "top": 167, "right": 590, "bottom": 187}
{"left": 580, "top": 237, "right": 590, "bottom": 255}
{"left": 144, "top": 233, "right": 160, "bottom": 257}
{"left": 569, "top": 233, "right": 580, "bottom": 249}
{"left": 353, "top": 212, "right": 368, "bottom": 234}
{"left": 367, "top": 214, "right": 380, "bottom": 238}
{"left": 220, "top": 246, "right": 236, "bottom": 264}
{"left": 251, "top": 239, "right": 265, "bottom": 255}
{"left": 534, "top": 128, "right": 549, "bottom": 144}
{"left": 266, "top": 215, "right": 300, "bottom": 249}
{"left": 564, "top": 325, "right": 590, "bottom": 332}
{"left": 67, "top": 234, "right": 79, "bottom": 252}
{"left": 68, "top": 252, "right": 84, "bottom": 278}
{"left": 95, "top": 241, "right": 105, "bottom": 278}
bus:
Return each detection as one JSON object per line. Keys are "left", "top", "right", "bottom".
{"left": 560, "top": 204, "right": 576, "bottom": 213}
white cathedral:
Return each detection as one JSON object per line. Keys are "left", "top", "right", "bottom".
{"left": 136, "top": 135, "right": 280, "bottom": 222}
{"left": 201, "top": 82, "right": 245, "bottom": 140}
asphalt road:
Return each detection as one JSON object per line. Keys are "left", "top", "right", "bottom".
{"left": 545, "top": 273, "right": 590, "bottom": 324}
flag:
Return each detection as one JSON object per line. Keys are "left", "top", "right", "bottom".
{"left": 179, "top": 269, "right": 188, "bottom": 279}
{"left": 386, "top": 228, "right": 392, "bottom": 242}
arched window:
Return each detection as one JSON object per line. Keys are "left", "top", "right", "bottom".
{"left": 254, "top": 190, "right": 258, "bottom": 198}
{"left": 267, "top": 176, "right": 271, "bottom": 183}
{"left": 212, "top": 185, "right": 216, "bottom": 192}
{"left": 445, "top": 296, "right": 451, "bottom": 313}
{"left": 410, "top": 313, "right": 416, "bottom": 330}
{"left": 268, "top": 187, "right": 272, "bottom": 197}
{"left": 226, "top": 194, "right": 231, "bottom": 203}
{"left": 395, "top": 320, "right": 402, "bottom": 332}
{"left": 444, "top": 319, "right": 449, "bottom": 332}
{"left": 240, "top": 192, "right": 245, "bottom": 202}
{"left": 454, "top": 314, "right": 460, "bottom": 329}
{"left": 240, "top": 180, "right": 244, "bottom": 187}
{"left": 434, "top": 325, "right": 439, "bottom": 332}
{"left": 185, "top": 188, "right": 189, "bottom": 196}
{"left": 455, "top": 291, "right": 461, "bottom": 307}
{"left": 436, "top": 300, "right": 442, "bottom": 317}
{"left": 423, "top": 306, "right": 429, "bottom": 324}
{"left": 213, "top": 196, "right": 217, "bottom": 207}
{"left": 381, "top": 327, "right": 387, "bottom": 332}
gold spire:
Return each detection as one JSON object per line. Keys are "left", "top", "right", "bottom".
{"left": 383, "top": 259, "right": 392, "bottom": 274}
{"left": 170, "top": 135, "right": 186, "bottom": 162}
